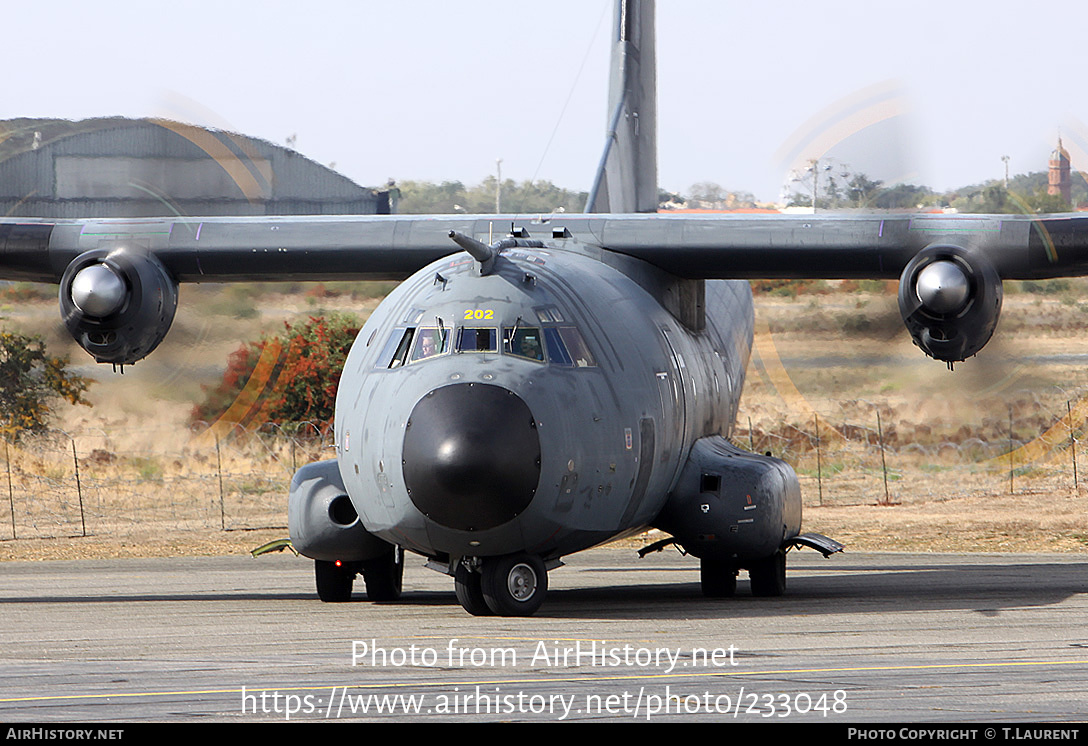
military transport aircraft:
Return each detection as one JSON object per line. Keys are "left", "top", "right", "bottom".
{"left": 2, "top": 0, "right": 1088, "bottom": 615}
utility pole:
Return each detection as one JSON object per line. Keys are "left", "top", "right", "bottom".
{"left": 807, "top": 158, "right": 834, "bottom": 212}
{"left": 496, "top": 158, "right": 503, "bottom": 213}
{"left": 809, "top": 159, "right": 819, "bottom": 211}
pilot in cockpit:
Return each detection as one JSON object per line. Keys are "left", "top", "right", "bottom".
{"left": 519, "top": 335, "right": 543, "bottom": 361}
{"left": 415, "top": 330, "right": 440, "bottom": 360}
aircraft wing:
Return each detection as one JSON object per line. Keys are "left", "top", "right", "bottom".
{"left": 4, "top": 212, "right": 1088, "bottom": 284}
{"left": 0, "top": 215, "right": 499, "bottom": 284}
{"left": 4, "top": 211, "right": 1088, "bottom": 367}
{"left": 592, "top": 212, "right": 1088, "bottom": 281}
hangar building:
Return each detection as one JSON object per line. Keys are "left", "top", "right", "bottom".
{"left": 0, "top": 118, "right": 389, "bottom": 218}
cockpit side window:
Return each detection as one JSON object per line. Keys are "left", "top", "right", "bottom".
{"left": 543, "top": 328, "right": 572, "bottom": 366}
{"left": 457, "top": 328, "right": 497, "bottom": 352}
{"left": 504, "top": 327, "right": 545, "bottom": 362}
{"left": 386, "top": 327, "right": 415, "bottom": 368}
{"left": 374, "top": 327, "right": 408, "bottom": 368}
{"left": 557, "top": 327, "right": 596, "bottom": 367}
{"left": 409, "top": 327, "right": 450, "bottom": 362}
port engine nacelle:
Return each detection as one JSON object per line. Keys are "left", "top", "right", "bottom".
{"left": 59, "top": 248, "right": 178, "bottom": 366}
{"left": 288, "top": 459, "right": 395, "bottom": 562}
{"left": 897, "top": 244, "right": 1003, "bottom": 364}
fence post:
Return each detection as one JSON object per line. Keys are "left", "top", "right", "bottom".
{"left": 1008, "top": 406, "right": 1014, "bottom": 495}
{"left": 72, "top": 439, "right": 86, "bottom": 537}
{"left": 877, "top": 410, "right": 890, "bottom": 505}
{"left": 814, "top": 413, "right": 823, "bottom": 506}
{"left": 1069, "top": 399, "right": 1078, "bottom": 492}
{"left": 5, "top": 439, "right": 14, "bottom": 540}
{"left": 216, "top": 435, "right": 225, "bottom": 530}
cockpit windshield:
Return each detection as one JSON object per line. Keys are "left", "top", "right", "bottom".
{"left": 504, "top": 327, "right": 545, "bottom": 362}
{"left": 457, "top": 328, "right": 498, "bottom": 352}
{"left": 375, "top": 321, "right": 595, "bottom": 368}
{"left": 410, "top": 327, "right": 450, "bottom": 362}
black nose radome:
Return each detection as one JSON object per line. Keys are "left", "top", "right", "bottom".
{"left": 403, "top": 383, "right": 540, "bottom": 531}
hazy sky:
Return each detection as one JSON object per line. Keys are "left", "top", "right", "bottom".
{"left": 4, "top": 0, "right": 1087, "bottom": 202}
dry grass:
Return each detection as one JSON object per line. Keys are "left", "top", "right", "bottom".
{"left": 2, "top": 281, "right": 1088, "bottom": 561}
{"left": 0, "top": 528, "right": 288, "bottom": 562}
{"left": 736, "top": 281, "right": 1088, "bottom": 555}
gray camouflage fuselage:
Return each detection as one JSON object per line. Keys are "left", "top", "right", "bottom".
{"left": 335, "top": 238, "right": 752, "bottom": 561}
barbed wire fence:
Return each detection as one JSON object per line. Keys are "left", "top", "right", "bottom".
{"left": 2, "top": 395, "right": 1086, "bottom": 542}
{"left": 1, "top": 422, "right": 334, "bottom": 541}
{"left": 738, "top": 394, "right": 1086, "bottom": 509}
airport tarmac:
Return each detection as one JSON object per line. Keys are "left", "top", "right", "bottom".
{"left": 0, "top": 547, "right": 1085, "bottom": 722}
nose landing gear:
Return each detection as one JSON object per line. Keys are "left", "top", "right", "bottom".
{"left": 455, "top": 553, "right": 548, "bottom": 616}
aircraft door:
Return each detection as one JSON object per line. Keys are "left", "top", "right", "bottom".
{"left": 618, "top": 417, "right": 655, "bottom": 527}
{"left": 658, "top": 327, "right": 687, "bottom": 452}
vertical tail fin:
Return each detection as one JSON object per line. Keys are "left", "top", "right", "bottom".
{"left": 585, "top": 0, "right": 657, "bottom": 214}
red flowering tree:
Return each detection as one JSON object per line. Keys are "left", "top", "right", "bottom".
{"left": 191, "top": 314, "right": 360, "bottom": 430}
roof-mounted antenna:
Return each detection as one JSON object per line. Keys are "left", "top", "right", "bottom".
{"left": 448, "top": 230, "right": 497, "bottom": 275}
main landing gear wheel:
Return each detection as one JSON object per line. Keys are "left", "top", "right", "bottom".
{"left": 362, "top": 545, "right": 404, "bottom": 601}
{"left": 480, "top": 553, "right": 548, "bottom": 616}
{"left": 454, "top": 562, "right": 493, "bottom": 616}
{"left": 315, "top": 560, "right": 356, "bottom": 602}
{"left": 748, "top": 550, "right": 787, "bottom": 597}
{"left": 700, "top": 558, "right": 738, "bottom": 598}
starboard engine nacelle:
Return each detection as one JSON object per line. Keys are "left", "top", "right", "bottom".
{"left": 59, "top": 248, "right": 178, "bottom": 365}
{"left": 897, "top": 244, "right": 1003, "bottom": 364}
{"left": 653, "top": 436, "right": 801, "bottom": 562}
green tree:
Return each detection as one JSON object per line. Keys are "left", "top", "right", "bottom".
{"left": 1025, "top": 191, "right": 1073, "bottom": 213}
{"left": 685, "top": 182, "right": 756, "bottom": 209}
{"left": 845, "top": 174, "right": 884, "bottom": 207}
{"left": 658, "top": 188, "right": 686, "bottom": 208}
{"left": 396, "top": 177, "right": 587, "bottom": 215}
{"left": 688, "top": 181, "right": 728, "bottom": 202}
{"left": 397, "top": 180, "right": 469, "bottom": 213}
{"left": 0, "top": 331, "right": 91, "bottom": 439}
{"left": 872, "top": 183, "right": 937, "bottom": 210}
{"left": 785, "top": 159, "right": 853, "bottom": 209}
{"left": 953, "top": 185, "right": 1011, "bottom": 213}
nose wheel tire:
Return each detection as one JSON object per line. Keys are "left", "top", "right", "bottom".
{"left": 362, "top": 545, "right": 404, "bottom": 601}
{"left": 480, "top": 553, "right": 547, "bottom": 616}
{"left": 315, "top": 560, "right": 356, "bottom": 602}
{"left": 454, "top": 563, "right": 493, "bottom": 616}
{"left": 748, "top": 550, "right": 787, "bottom": 597}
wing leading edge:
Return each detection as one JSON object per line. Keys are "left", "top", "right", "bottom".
{"left": 5, "top": 212, "right": 1088, "bottom": 285}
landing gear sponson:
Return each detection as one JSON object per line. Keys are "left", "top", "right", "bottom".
{"left": 644, "top": 533, "right": 844, "bottom": 598}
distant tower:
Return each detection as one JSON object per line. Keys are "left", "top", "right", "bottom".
{"left": 1048, "top": 137, "right": 1072, "bottom": 203}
